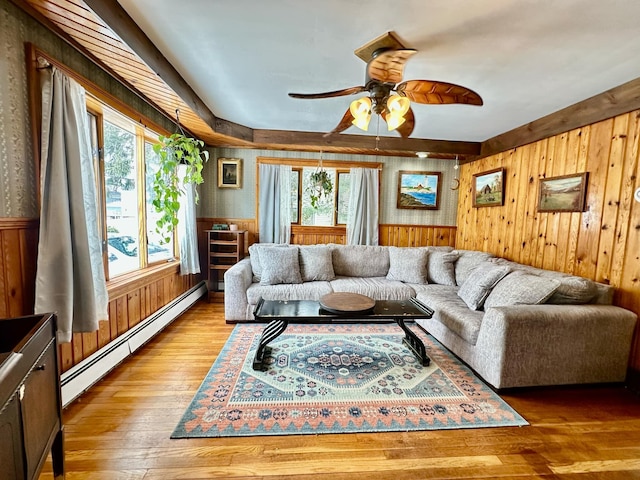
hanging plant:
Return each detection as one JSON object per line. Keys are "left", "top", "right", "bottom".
{"left": 307, "top": 168, "right": 333, "bottom": 209}
{"left": 151, "top": 132, "right": 209, "bottom": 243}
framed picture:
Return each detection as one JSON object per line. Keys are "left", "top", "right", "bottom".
{"left": 397, "top": 171, "right": 442, "bottom": 210}
{"left": 472, "top": 167, "right": 505, "bottom": 207}
{"left": 218, "top": 158, "right": 242, "bottom": 188}
{"left": 538, "top": 172, "right": 588, "bottom": 212}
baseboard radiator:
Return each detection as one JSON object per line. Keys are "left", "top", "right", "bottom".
{"left": 60, "top": 281, "right": 207, "bottom": 407}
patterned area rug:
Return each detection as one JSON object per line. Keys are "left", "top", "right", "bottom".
{"left": 172, "top": 323, "right": 527, "bottom": 438}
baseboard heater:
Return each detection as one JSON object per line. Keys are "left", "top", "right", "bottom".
{"left": 60, "top": 281, "right": 207, "bottom": 407}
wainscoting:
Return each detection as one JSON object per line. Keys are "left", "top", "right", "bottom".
{"left": 457, "top": 108, "right": 640, "bottom": 371}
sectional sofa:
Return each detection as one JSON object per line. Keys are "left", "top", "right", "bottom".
{"left": 223, "top": 243, "right": 637, "bottom": 389}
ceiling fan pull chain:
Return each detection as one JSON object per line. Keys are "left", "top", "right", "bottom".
{"left": 375, "top": 115, "right": 381, "bottom": 151}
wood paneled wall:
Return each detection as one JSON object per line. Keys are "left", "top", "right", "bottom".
{"left": 0, "top": 217, "right": 199, "bottom": 373}
{"left": 0, "top": 218, "right": 39, "bottom": 318}
{"left": 456, "top": 110, "right": 640, "bottom": 370}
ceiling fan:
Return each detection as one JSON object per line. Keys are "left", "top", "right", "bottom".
{"left": 288, "top": 34, "right": 483, "bottom": 139}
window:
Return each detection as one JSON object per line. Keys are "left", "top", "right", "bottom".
{"left": 87, "top": 98, "right": 175, "bottom": 279}
{"left": 258, "top": 157, "right": 381, "bottom": 228}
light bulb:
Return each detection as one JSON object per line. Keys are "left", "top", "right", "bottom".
{"left": 350, "top": 97, "right": 372, "bottom": 131}
{"left": 386, "top": 95, "right": 410, "bottom": 116}
{"left": 386, "top": 112, "right": 406, "bottom": 131}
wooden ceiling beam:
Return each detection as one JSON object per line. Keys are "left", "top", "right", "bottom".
{"left": 82, "top": 0, "right": 253, "bottom": 143}
{"left": 252, "top": 129, "right": 481, "bottom": 157}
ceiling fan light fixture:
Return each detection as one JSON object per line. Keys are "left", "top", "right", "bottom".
{"left": 386, "top": 111, "right": 406, "bottom": 131}
{"left": 350, "top": 97, "right": 372, "bottom": 131}
{"left": 386, "top": 94, "right": 410, "bottom": 116}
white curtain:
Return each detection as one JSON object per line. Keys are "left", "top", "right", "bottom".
{"left": 177, "top": 164, "right": 200, "bottom": 274}
{"left": 258, "top": 163, "right": 291, "bottom": 243}
{"left": 35, "top": 67, "right": 108, "bottom": 343}
{"left": 347, "top": 167, "right": 379, "bottom": 245}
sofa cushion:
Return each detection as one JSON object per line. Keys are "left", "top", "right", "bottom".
{"left": 331, "top": 245, "right": 390, "bottom": 277}
{"left": 248, "top": 243, "right": 286, "bottom": 282}
{"left": 330, "top": 277, "right": 415, "bottom": 300}
{"left": 427, "top": 251, "right": 459, "bottom": 286}
{"left": 454, "top": 250, "right": 495, "bottom": 286}
{"left": 415, "top": 284, "right": 484, "bottom": 345}
{"left": 259, "top": 246, "right": 303, "bottom": 285}
{"left": 386, "top": 246, "right": 429, "bottom": 284}
{"left": 457, "top": 262, "right": 511, "bottom": 310}
{"left": 299, "top": 245, "right": 335, "bottom": 282}
{"left": 546, "top": 276, "right": 598, "bottom": 304}
{"left": 247, "top": 281, "right": 333, "bottom": 304}
{"left": 484, "top": 271, "right": 560, "bottom": 308}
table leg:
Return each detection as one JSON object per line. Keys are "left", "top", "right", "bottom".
{"left": 396, "top": 318, "right": 430, "bottom": 366}
{"left": 253, "top": 319, "right": 289, "bottom": 370}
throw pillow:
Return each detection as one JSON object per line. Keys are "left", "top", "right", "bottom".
{"left": 259, "top": 246, "right": 303, "bottom": 285}
{"left": 457, "top": 262, "right": 511, "bottom": 310}
{"left": 484, "top": 271, "right": 561, "bottom": 308}
{"left": 299, "top": 245, "right": 335, "bottom": 281}
{"left": 248, "top": 243, "right": 284, "bottom": 282}
{"left": 386, "top": 246, "right": 429, "bottom": 284}
{"left": 427, "top": 251, "right": 459, "bottom": 286}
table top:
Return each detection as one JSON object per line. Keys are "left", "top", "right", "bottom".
{"left": 253, "top": 297, "right": 434, "bottom": 321}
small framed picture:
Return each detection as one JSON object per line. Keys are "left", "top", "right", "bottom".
{"left": 472, "top": 167, "right": 505, "bottom": 207}
{"left": 538, "top": 172, "right": 589, "bottom": 212}
{"left": 397, "top": 171, "right": 442, "bottom": 210}
{"left": 218, "top": 158, "right": 242, "bottom": 188}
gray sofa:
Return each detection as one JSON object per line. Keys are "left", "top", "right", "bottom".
{"left": 224, "top": 243, "right": 637, "bottom": 389}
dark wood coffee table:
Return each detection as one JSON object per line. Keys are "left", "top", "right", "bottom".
{"left": 251, "top": 295, "right": 434, "bottom": 370}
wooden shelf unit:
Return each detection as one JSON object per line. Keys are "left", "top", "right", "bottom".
{"left": 206, "top": 229, "right": 246, "bottom": 302}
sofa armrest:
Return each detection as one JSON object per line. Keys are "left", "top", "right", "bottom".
{"left": 223, "top": 257, "right": 253, "bottom": 321}
{"left": 476, "top": 304, "right": 637, "bottom": 388}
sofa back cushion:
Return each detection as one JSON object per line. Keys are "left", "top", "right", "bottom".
{"left": 453, "top": 250, "right": 495, "bottom": 286}
{"left": 427, "top": 250, "right": 459, "bottom": 286}
{"left": 457, "top": 262, "right": 511, "bottom": 310}
{"left": 259, "top": 245, "right": 303, "bottom": 285}
{"left": 484, "top": 270, "right": 560, "bottom": 308}
{"left": 248, "top": 243, "right": 286, "bottom": 282}
{"left": 332, "top": 244, "right": 390, "bottom": 277}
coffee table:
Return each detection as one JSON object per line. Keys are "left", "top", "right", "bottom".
{"left": 251, "top": 295, "right": 434, "bottom": 370}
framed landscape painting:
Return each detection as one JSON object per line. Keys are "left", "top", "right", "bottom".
{"left": 397, "top": 171, "right": 441, "bottom": 210}
{"left": 472, "top": 167, "right": 504, "bottom": 207}
{"left": 538, "top": 172, "right": 588, "bottom": 212}
{"left": 218, "top": 158, "right": 242, "bottom": 188}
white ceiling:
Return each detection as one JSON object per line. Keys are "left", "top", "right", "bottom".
{"left": 117, "top": 0, "right": 640, "bottom": 143}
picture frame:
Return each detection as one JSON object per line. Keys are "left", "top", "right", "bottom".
{"left": 217, "top": 158, "right": 242, "bottom": 188}
{"left": 472, "top": 167, "right": 505, "bottom": 207}
{"left": 538, "top": 172, "right": 589, "bottom": 212}
{"left": 397, "top": 171, "right": 442, "bottom": 210}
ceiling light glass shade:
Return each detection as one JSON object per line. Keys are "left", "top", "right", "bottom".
{"left": 386, "top": 112, "right": 406, "bottom": 131}
{"left": 350, "top": 97, "right": 372, "bottom": 131}
{"left": 386, "top": 94, "right": 410, "bottom": 116}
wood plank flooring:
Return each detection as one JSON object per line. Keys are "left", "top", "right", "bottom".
{"left": 39, "top": 300, "right": 640, "bottom": 479}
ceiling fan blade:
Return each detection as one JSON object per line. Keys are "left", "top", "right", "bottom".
{"left": 396, "top": 80, "right": 483, "bottom": 106}
{"left": 381, "top": 107, "right": 415, "bottom": 139}
{"left": 323, "top": 107, "right": 355, "bottom": 137}
{"left": 367, "top": 49, "right": 417, "bottom": 84}
{"left": 395, "top": 107, "right": 415, "bottom": 139}
{"left": 289, "top": 86, "right": 365, "bottom": 100}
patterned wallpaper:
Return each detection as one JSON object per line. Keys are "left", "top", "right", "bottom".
{"left": 0, "top": 0, "right": 174, "bottom": 218}
{"left": 198, "top": 148, "right": 460, "bottom": 225}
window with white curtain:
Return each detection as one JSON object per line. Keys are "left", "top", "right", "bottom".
{"left": 86, "top": 98, "right": 175, "bottom": 279}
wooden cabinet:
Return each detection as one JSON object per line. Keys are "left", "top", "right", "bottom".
{"left": 0, "top": 313, "right": 64, "bottom": 480}
{"left": 206, "top": 229, "right": 246, "bottom": 302}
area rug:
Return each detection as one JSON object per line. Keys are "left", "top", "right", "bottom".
{"left": 172, "top": 323, "right": 527, "bottom": 438}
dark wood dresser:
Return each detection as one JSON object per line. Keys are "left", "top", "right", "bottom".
{"left": 0, "top": 313, "right": 64, "bottom": 479}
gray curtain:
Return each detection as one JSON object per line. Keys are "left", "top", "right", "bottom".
{"left": 35, "top": 67, "right": 108, "bottom": 342}
{"left": 259, "top": 163, "right": 291, "bottom": 243}
{"left": 177, "top": 164, "right": 200, "bottom": 275}
{"left": 347, "top": 167, "right": 379, "bottom": 245}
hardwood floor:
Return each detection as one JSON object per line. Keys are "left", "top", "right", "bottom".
{"left": 39, "top": 300, "right": 640, "bottom": 479}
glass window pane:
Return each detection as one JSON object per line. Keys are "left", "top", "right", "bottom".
{"left": 145, "top": 141, "right": 174, "bottom": 264}
{"left": 336, "top": 172, "right": 351, "bottom": 224}
{"left": 290, "top": 169, "right": 300, "bottom": 224}
{"left": 104, "top": 119, "right": 139, "bottom": 276}
{"left": 301, "top": 167, "right": 335, "bottom": 226}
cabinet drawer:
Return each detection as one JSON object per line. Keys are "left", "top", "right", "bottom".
{"left": 21, "top": 341, "right": 59, "bottom": 480}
